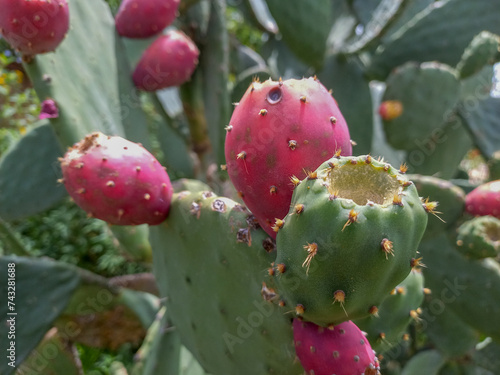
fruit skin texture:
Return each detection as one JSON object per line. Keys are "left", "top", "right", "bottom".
{"left": 274, "top": 155, "right": 428, "bottom": 326}
{"left": 132, "top": 30, "right": 199, "bottom": 91}
{"left": 115, "top": 0, "right": 180, "bottom": 39}
{"left": 465, "top": 180, "right": 500, "bottom": 218}
{"left": 224, "top": 77, "right": 352, "bottom": 238}
{"left": 60, "top": 132, "right": 173, "bottom": 225}
{"left": 293, "top": 319, "right": 380, "bottom": 375}
{"left": 0, "top": 0, "right": 69, "bottom": 56}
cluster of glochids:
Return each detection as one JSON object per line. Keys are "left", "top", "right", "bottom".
{"left": 0, "top": 0, "right": 198, "bottom": 90}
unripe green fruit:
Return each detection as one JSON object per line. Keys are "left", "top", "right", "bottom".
{"left": 274, "top": 155, "right": 429, "bottom": 326}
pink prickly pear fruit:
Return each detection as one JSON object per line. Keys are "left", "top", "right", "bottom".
{"left": 115, "top": 0, "right": 180, "bottom": 39}
{"left": 378, "top": 100, "right": 403, "bottom": 121}
{"left": 224, "top": 77, "right": 352, "bottom": 238}
{"left": 465, "top": 180, "right": 500, "bottom": 218}
{"left": 293, "top": 319, "right": 380, "bottom": 375}
{"left": 60, "top": 132, "right": 173, "bottom": 226}
{"left": 39, "top": 98, "right": 59, "bottom": 119}
{"left": 0, "top": 0, "right": 69, "bottom": 57}
{"left": 132, "top": 30, "right": 199, "bottom": 91}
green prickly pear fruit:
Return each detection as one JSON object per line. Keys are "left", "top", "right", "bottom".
{"left": 455, "top": 216, "right": 500, "bottom": 259}
{"left": 273, "top": 155, "right": 430, "bottom": 326}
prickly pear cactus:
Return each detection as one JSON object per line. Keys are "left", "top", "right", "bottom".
{"left": 2, "top": 0, "right": 500, "bottom": 373}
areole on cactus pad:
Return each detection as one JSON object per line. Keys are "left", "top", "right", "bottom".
{"left": 274, "top": 155, "right": 431, "bottom": 326}
{"left": 60, "top": 132, "right": 173, "bottom": 226}
{"left": 224, "top": 76, "right": 352, "bottom": 238}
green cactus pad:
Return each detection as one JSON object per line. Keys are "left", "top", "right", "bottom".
{"left": 401, "top": 349, "right": 446, "bottom": 375}
{"left": 109, "top": 224, "right": 152, "bottom": 263}
{"left": 265, "top": 0, "right": 333, "bottom": 70}
{"left": 404, "top": 115, "right": 473, "bottom": 179}
{"left": 0, "top": 121, "right": 67, "bottom": 221}
{"left": 149, "top": 187, "right": 303, "bottom": 375}
{"left": 421, "top": 299, "right": 479, "bottom": 358}
{"left": 409, "top": 175, "right": 466, "bottom": 239}
{"left": 318, "top": 54, "right": 373, "bottom": 154}
{"left": 355, "top": 270, "right": 425, "bottom": 354}
{"left": 420, "top": 233, "right": 500, "bottom": 342}
{"left": 17, "top": 328, "right": 82, "bottom": 375}
{"left": 381, "top": 62, "right": 460, "bottom": 151}
{"left": 457, "top": 31, "right": 500, "bottom": 79}
{"left": 0, "top": 256, "right": 81, "bottom": 374}
{"left": 23, "top": 0, "right": 150, "bottom": 148}
{"left": 274, "top": 155, "right": 428, "bottom": 326}
{"left": 455, "top": 216, "right": 500, "bottom": 259}
{"left": 460, "top": 96, "right": 500, "bottom": 159}
{"left": 369, "top": 0, "right": 500, "bottom": 80}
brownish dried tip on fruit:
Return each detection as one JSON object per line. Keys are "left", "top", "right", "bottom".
{"left": 225, "top": 125, "right": 233, "bottom": 132}
{"left": 288, "top": 140, "right": 298, "bottom": 150}
{"left": 237, "top": 151, "right": 247, "bottom": 160}
{"left": 342, "top": 209, "right": 359, "bottom": 231}
{"left": 259, "top": 109, "right": 268, "bottom": 116}
{"left": 380, "top": 238, "right": 395, "bottom": 259}
{"left": 300, "top": 95, "right": 307, "bottom": 103}
{"left": 276, "top": 263, "right": 286, "bottom": 274}
{"left": 421, "top": 197, "right": 445, "bottom": 222}
{"left": 302, "top": 242, "right": 318, "bottom": 274}
{"left": 399, "top": 163, "right": 408, "bottom": 173}
{"left": 369, "top": 305, "right": 379, "bottom": 317}
{"left": 269, "top": 185, "right": 277, "bottom": 195}
{"left": 333, "top": 290, "right": 348, "bottom": 317}
{"left": 295, "top": 304, "right": 305, "bottom": 315}
{"left": 330, "top": 116, "right": 337, "bottom": 124}
{"left": 392, "top": 194, "right": 403, "bottom": 206}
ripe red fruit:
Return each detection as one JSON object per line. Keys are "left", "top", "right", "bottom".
{"left": 132, "top": 30, "right": 199, "bottom": 91}
{"left": 60, "top": 132, "right": 173, "bottom": 225}
{"left": 224, "top": 77, "right": 352, "bottom": 238}
{"left": 115, "top": 0, "right": 180, "bottom": 39}
{"left": 0, "top": 0, "right": 69, "bottom": 57}
{"left": 465, "top": 180, "right": 500, "bottom": 218}
{"left": 293, "top": 319, "right": 380, "bottom": 375}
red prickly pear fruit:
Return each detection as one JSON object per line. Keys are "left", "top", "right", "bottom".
{"left": 132, "top": 30, "right": 199, "bottom": 91}
{"left": 378, "top": 100, "right": 403, "bottom": 121}
{"left": 465, "top": 180, "right": 500, "bottom": 218}
{"left": 293, "top": 319, "right": 380, "bottom": 375}
{"left": 224, "top": 77, "right": 352, "bottom": 238}
{"left": 60, "top": 132, "right": 173, "bottom": 226}
{"left": 0, "top": 0, "right": 69, "bottom": 57}
{"left": 115, "top": 0, "right": 180, "bottom": 39}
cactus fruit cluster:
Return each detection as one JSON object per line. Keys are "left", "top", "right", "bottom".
{"left": 2, "top": 0, "right": 500, "bottom": 374}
